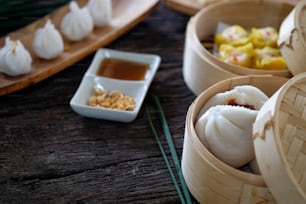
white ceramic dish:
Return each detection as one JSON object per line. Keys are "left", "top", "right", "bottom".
{"left": 70, "top": 48, "right": 161, "bottom": 122}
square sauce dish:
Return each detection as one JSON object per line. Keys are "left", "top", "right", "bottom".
{"left": 70, "top": 48, "right": 161, "bottom": 122}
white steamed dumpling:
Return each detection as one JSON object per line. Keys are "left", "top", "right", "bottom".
{"left": 195, "top": 105, "right": 258, "bottom": 168}
{"left": 195, "top": 85, "right": 269, "bottom": 168}
{"left": 60, "top": 1, "right": 94, "bottom": 41}
{"left": 0, "top": 37, "right": 32, "bottom": 76}
{"left": 87, "top": 0, "right": 112, "bottom": 27}
{"left": 33, "top": 19, "right": 64, "bottom": 60}
{"left": 199, "top": 85, "right": 269, "bottom": 116}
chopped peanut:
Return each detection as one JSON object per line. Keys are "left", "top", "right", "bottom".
{"left": 88, "top": 86, "right": 136, "bottom": 111}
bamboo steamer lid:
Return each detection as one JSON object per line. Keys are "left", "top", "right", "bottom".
{"left": 253, "top": 73, "right": 306, "bottom": 204}
{"left": 182, "top": 75, "right": 288, "bottom": 204}
{"left": 278, "top": 0, "right": 306, "bottom": 75}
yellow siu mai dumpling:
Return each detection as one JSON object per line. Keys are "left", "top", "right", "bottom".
{"left": 250, "top": 27, "right": 279, "bottom": 48}
{"left": 219, "top": 43, "right": 254, "bottom": 67}
{"left": 254, "top": 47, "right": 287, "bottom": 70}
{"left": 215, "top": 25, "right": 249, "bottom": 47}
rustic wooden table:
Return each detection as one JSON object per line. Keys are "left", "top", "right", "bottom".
{"left": 0, "top": 3, "right": 197, "bottom": 203}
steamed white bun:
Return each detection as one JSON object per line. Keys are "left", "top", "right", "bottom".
{"left": 199, "top": 85, "right": 269, "bottom": 116}
{"left": 195, "top": 105, "right": 258, "bottom": 168}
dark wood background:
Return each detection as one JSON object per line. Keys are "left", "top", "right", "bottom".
{"left": 0, "top": 3, "right": 198, "bottom": 203}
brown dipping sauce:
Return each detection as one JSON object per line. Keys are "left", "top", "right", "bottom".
{"left": 97, "top": 58, "right": 149, "bottom": 80}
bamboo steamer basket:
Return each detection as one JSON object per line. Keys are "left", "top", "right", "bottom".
{"left": 278, "top": 0, "right": 306, "bottom": 75}
{"left": 183, "top": 0, "right": 294, "bottom": 96}
{"left": 182, "top": 75, "right": 289, "bottom": 204}
{"left": 253, "top": 73, "right": 306, "bottom": 204}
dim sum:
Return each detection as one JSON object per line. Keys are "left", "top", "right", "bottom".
{"left": 215, "top": 25, "right": 249, "bottom": 47}
{"left": 219, "top": 43, "right": 254, "bottom": 68}
{"left": 87, "top": 0, "right": 112, "bottom": 27}
{"left": 195, "top": 85, "right": 269, "bottom": 168}
{"left": 0, "top": 37, "right": 32, "bottom": 76}
{"left": 33, "top": 20, "right": 64, "bottom": 60}
{"left": 253, "top": 46, "right": 287, "bottom": 70}
{"left": 61, "top": 1, "right": 94, "bottom": 41}
{"left": 250, "top": 27, "right": 279, "bottom": 49}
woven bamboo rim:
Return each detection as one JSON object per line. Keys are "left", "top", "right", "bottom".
{"left": 182, "top": 75, "right": 288, "bottom": 203}
{"left": 253, "top": 73, "right": 306, "bottom": 203}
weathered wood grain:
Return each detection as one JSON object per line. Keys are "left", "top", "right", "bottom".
{"left": 0, "top": 3, "right": 196, "bottom": 203}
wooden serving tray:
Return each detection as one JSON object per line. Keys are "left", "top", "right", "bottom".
{"left": 163, "top": 0, "right": 201, "bottom": 16}
{"left": 0, "top": 0, "right": 160, "bottom": 96}
{"left": 163, "top": 0, "right": 298, "bottom": 16}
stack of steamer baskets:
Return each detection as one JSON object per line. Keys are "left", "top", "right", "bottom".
{"left": 182, "top": 0, "right": 306, "bottom": 203}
